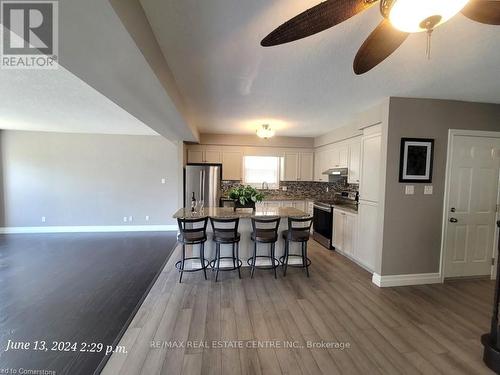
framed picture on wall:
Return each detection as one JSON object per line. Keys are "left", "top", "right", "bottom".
{"left": 399, "top": 138, "right": 434, "bottom": 183}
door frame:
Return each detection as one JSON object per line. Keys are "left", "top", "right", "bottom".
{"left": 439, "top": 129, "right": 500, "bottom": 282}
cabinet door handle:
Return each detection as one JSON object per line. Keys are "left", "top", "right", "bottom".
{"left": 449, "top": 218, "right": 458, "bottom": 223}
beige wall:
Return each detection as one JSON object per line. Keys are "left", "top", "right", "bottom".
{"left": 0, "top": 130, "right": 180, "bottom": 227}
{"left": 381, "top": 98, "right": 500, "bottom": 276}
{"left": 198, "top": 133, "right": 314, "bottom": 148}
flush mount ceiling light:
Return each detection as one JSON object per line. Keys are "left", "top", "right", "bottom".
{"left": 382, "top": 0, "right": 470, "bottom": 33}
{"left": 256, "top": 124, "right": 275, "bottom": 139}
{"left": 261, "top": 0, "right": 500, "bottom": 74}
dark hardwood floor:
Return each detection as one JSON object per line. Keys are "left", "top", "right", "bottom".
{"left": 0, "top": 231, "right": 177, "bottom": 375}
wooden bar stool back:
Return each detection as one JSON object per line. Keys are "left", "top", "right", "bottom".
{"left": 248, "top": 216, "right": 281, "bottom": 279}
{"left": 175, "top": 216, "right": 209, "bottom": 283}
{"left": 210, "top": 217, "right": 242, "bottom": 282}
{"left": 281, "top": 216, "right": 313, "bottom": 277}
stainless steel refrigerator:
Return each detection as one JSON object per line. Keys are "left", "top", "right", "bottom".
{"left": 184, "top": 164, "right": 222, "bottom": 208}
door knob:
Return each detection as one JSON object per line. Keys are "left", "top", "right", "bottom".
{"left": 449, "top": 218, "right": 458, "bottom": 223}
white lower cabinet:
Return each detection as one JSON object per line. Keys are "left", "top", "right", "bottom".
{"left": 343, "top": 213, "right": 357, "bottom": 258}
{"left": 258, "top": 200, "right": 309, "bottom": 214}
{"left": 307, "top": 201, "right": 314, "bottom": 216}
{"left": 356, "top": 202, "right": 378, "bottom": 271}
{"left": 292, "top": 201, "right": 306, "bottom": 212}
{"left": 332, "top": 211, "right": 345, "bottom": 251}
{"left": 333, "top": 209, "right": 357, "bottom": 260}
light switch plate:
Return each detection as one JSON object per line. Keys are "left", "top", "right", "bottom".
{"left": 161, "top": 178, "right": 166, "bottom": 184}
{"left": 405, "top": 185, "right": 414, "bottom": 195}
{"left": 424, "top": 185, "right": 433, "bottom": 195}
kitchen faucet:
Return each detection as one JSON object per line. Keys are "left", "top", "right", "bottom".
{"left": 261, "top": 181, "right": 269, "bottom": 190}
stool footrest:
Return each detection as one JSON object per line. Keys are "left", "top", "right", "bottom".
{"left": 175, "top": 257, "right": 210, "bottom": 273}
{"left": 247, "top": 255, "right": 280, "bottom": 270}
{"left": 279, "top": 254, "right": 312, "bottom": 268}
{"left": 209, "top": 257, "right": 243, "bottom": 271}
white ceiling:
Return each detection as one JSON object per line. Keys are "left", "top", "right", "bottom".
{"left": 141, "top": 0, "right": 500, "bottom": 137}
{"left": 0, "top": 0, "right": 199, "bottom": 141}
{"left": 0, "top": 65, "right": 157, "bottom": 135}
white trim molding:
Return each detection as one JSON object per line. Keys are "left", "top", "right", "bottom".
{"left": 372, "top": 272, "right": 442, "bottom": 287}
{"left": 0, "top": 225, "right": 178, "bottom": 234}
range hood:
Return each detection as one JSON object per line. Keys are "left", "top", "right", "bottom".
{"left": 322, "top": 167, "right": 348, "bottom": 177}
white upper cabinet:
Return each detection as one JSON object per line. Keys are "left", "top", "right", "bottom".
{"left": 204, "top": 150, "right": 221, "bottom": 163}
{"left": 314, "top": 151, "right": 327, "bottom": 182}
{"left": 359, "top": 132, "right": 382, "bottom": 202}
{"left": 324, "top": 144, "right": 348, "bottom": 169}
{"left": 222, "top": 151, "right": 242, "bottom": 181}
{"left": 187, "top": 149, "right": 204, "bottom": 164}
{"left": 187, "top": 148, "right": 221, "bottom": 164}
{"left": 333, "top": 144, "right": 348, "bottom": 168}
{"left": 314, "top": 137, "right": 361, "bottom": 183}
{"left": 298, "top": 152, "right": 314, "bottom": 181}
{"left": 348, "top": 140, "right": 361, "bottom": 184}
{"left": 281, "top": 152, "right": 299, "bottom": 181}
{"left": 281, "top": 152, "right": 314, "bottom": 181}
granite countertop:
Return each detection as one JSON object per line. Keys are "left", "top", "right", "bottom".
{"left": 172, "top": 206, "right": 309, "bottom": 219}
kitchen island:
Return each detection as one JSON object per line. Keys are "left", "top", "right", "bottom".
{"left": 172, "top": 206, "right": 310, "bottom": 269}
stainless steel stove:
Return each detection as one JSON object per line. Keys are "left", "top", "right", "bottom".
{"left": 313, "top": 191, "right": 358, "bottom": 249}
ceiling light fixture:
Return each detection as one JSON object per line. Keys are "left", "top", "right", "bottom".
{"left": 382, "top": 0, "right": 470, "bottom": 33}
{"left": 256, "top": 124, "right": 275, "bottom": 139}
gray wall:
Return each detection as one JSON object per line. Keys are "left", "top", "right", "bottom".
{"left": 0, "top": 130, "right": 180, "bottom": 227}
{"left": 381, "top": 98, "right": 500, "bottom": 275}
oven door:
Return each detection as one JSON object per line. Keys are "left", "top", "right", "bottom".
{"left": 313, "top": 204, "right": 333, "bottom": 249}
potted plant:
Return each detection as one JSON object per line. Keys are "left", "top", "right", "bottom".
{"left": 228, "top": 185, "right": 264, "bottom": 210}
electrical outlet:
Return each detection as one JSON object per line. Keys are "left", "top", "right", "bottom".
{"left": 405, "top": 185, "right": 414, "bottom": 195}
{"left": 128, "top": 216, "right": 133, "bottom": 222}
{"left": 281, "top": 186, "right": 287, "bottom": 191}
{"left": 326, "top": 186, "right": 329, "bottom": 193}
{"left": 41, "top": 216, "right": 46, "bottom": 223}
{"left": 145, "top": 216, "right": 150, "bottom": 221}
{"left": 123, "top": 217, "right": 128, "bottom": 223}
{"left": 424, "top": 185, "right": 433, "bottom": 195}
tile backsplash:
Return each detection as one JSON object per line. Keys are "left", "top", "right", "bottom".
{"left": 222, "top": 179, "right": 358, "bottom": 201}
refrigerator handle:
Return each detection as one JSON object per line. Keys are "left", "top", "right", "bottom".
{"left": 199, "top": 170, "right": 203, "bottom": 203}
{"left": 200, "top": 169, "right": 205, "bottom": 203}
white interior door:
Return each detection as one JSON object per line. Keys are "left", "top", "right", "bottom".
{"left": 444, "top": 134, "right": 500, "bottom": 278}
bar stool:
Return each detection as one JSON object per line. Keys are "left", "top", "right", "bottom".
{"left": 175, "top": 217, "right": 209, "bottom": 283}
{"left": 209, "top": 217, "right": 242, "bottom": 282}
{"left": 280, "top": 216, "right": 313, "bottom": 277}
{"left": 248, "top": 216, "right": 281, "bottom": 279}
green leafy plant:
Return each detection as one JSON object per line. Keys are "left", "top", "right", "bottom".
{"left": 228, "top": 185, "right": 265, "bottom": 206}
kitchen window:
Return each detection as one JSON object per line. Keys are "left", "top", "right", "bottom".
{"left": 243, "top": 156, "right": 280, "bottom": 189}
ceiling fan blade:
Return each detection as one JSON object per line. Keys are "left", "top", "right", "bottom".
{"left": 353, "top": 19, "right": 409, "bottom": 75}
{"left": 461, "top": 0, "right": 500, "bottom": 25}
{"left": 261, "top": 0, "right": 376, "bottom": 47}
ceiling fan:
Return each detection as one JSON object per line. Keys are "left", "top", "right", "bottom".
{"left": 261, "top": 0, "right": 500, "bottom": 74}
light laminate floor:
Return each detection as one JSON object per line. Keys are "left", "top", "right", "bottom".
{"left": 102, "top": 240, "right": 495, "bottom": 375}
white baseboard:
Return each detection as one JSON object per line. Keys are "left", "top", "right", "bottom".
{"left": 372, "top": 272, "right": 442, "bottom": 287}
{"left": 0, "top": 225, "right": 178, "bottom": 234}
